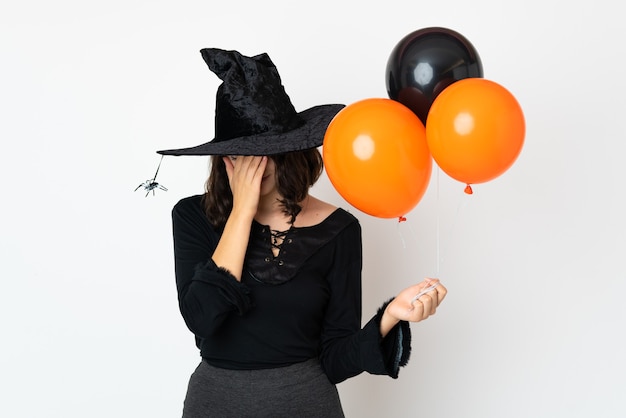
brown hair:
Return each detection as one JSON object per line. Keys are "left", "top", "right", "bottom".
{"left": 202, "top": 149, "right": 324, "bottom": 230}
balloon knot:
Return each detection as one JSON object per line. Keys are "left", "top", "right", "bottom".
{"left": 398, "top": 216, "right": 407, "bottom": 223}
{"left": 464, "top": 184, "right": 473, "bottom": 194}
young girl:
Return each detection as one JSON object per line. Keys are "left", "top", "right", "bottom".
{"left": 158, "top": 48, "right": 447, "bottom": 417}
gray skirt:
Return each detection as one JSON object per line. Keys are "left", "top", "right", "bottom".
{"left": 182, "top": 358, "right": 345, "bottom": 418}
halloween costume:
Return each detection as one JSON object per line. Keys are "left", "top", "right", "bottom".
{"left": 173, "top": 195, "right": 410, "bottom": 416}
{"left": 160, "top": 48, "right": 412, "bottom": 417}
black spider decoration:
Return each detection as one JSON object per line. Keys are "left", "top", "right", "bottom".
{"left": 135, "top": 156, "right": 167, "bottom": 197}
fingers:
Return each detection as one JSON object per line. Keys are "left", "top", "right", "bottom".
{"left": 419, "top": 278, "right": 447, "bottom": 308}
{"left": 409, "top": 279, "right": 439, "bottom": 305}
{"left": 222, "top": 156, "right": 268, "bottom": 215}
{"left": 228, "top": 156, "right": 267, "bottom": 181}
{"left": 409, "top": 279, "right": 448, "bottom": 320}
{"left": 433, "top": 282, "right": 447, "bottom": 305}
{"left": 224, "top": 156, "right": 268, "bottom": 191}
{"left": 417, "top": 294, "right": 434, "bottom": 318}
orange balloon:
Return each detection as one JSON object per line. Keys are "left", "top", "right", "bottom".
{"left": 323, "top": 98, "right": 432, "bottom": 218}
{"left": 426, "top": 78, "right": 525, "bottom": 186}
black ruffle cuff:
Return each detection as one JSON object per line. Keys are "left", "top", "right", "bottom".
{"left": 359, "top": 298, "right": 412, "bottom": 379}
{"left": 376, "top": 298, "right": 412, "bottom": 377}
{"left": 192, "top": 259, "right": 253, "bottom": 315}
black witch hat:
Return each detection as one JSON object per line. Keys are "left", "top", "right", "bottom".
{"left": 157, "top": 48, "right": 344, "bottom": 156}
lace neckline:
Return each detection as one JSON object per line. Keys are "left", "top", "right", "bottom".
{"left": 269, "top": 229, "right": 289, "bottom": 256}
{"left": 245, "top": 208, "right": 354, "bottom": 285}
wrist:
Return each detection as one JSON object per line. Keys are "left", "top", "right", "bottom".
{"left": 379, "top": 304, "right": 400, "bottom": 338}
{"left": 229, "top": 204, "right": 256, "bottom": 222}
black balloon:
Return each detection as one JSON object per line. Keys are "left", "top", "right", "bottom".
{"left": 386, "top": 27, "right": 483, "bottom": 125}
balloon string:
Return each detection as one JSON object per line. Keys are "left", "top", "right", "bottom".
{"left": 396, "top": 222, "right": 407, "bottom": 249}
{"left": 435, "top": 167, "right": 472, "bottom": 278}
{"left": 396, "top": 215, "right": 417, "bottom": 250}
{"left": 396, "top": 168, "right": 469, "bottom": 277}
{"left": 436, "top": 166, "right": 441, "bottom": 277}
{"left": 438, "top": 186, "right": 472, "bottom": 276}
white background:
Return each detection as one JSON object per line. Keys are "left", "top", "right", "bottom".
{"left": 1, "top": 1, "right": 624, "bottom": 417}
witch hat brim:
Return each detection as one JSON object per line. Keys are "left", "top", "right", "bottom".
{"left": 156, "top": 48, "right": 344, "bottom": 157}
{"left": 157, "top": 103, "right": 344, "bottom": 156}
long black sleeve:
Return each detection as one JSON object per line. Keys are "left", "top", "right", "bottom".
{"left": 172, "top": 196, "right": 253, "bottom": 337}
{"left": 317, "top": 219, "right": 411, "bottom": 384}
